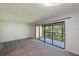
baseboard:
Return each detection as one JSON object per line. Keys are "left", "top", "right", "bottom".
{"left": 66, "top": 49, "right": 79, "bottom": 56}
{"left": 21, "top": 37, "right": 34, "bottom": 40}
{"left": 1, "top": 37, "right": 34, "bottom": 43}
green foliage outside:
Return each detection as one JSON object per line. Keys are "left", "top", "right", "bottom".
{"left": 43, "top": 23, "right": 64, "bottom": 42}
{"left": 36, "top": 22, "right": 64, "bottom": 42}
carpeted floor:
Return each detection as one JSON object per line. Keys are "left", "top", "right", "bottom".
{"left": 0, "top": 39, "right": 77, "bottom": 56}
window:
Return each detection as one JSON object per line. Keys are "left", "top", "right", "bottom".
{"left": 35, "top": 22, "right": 65, "bottom": 48}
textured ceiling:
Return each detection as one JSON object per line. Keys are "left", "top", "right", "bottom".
{"left": 0, "top": 3, "right": 79, "bottom": 24}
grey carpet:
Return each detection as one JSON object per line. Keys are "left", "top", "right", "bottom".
{"left": 0, "top": 39, "right": 77, "bottom": 56}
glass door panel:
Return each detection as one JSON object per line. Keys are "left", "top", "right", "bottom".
{"left": 36, "top": 26, "right": 40, "bottom": 39}
{"left": 53, "top": 23, "right": 64, "bottom": 48}
{"left": 40, "top": 25, "right": 44, "bottom": 41}
{"left": 45, "top": 25, "right": 52, "bottom": 44}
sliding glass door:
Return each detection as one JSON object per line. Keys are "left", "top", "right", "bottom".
{"left": 36, "top": 26, "right": 40, "bottom": 39}
{"left": 35, "top": 22, "right": 65, "bottom": 49}
{"left": 45, "top": 25, "right": 52, "bottom": 44}
{"left": 53, "top": 23, "right": 64, "bottom": 48}
{"left": 40, "top": 25, "right": 44, "bottom": 41}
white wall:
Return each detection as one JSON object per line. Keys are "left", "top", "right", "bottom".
{"left": 65, "top": 12, "right": 79, "bottom": 55}
{"left": 0, "top": 21, "right": 34, "bottom": 43}
{"left": 39, "top": 11, "right": 79, "bottom": 55}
